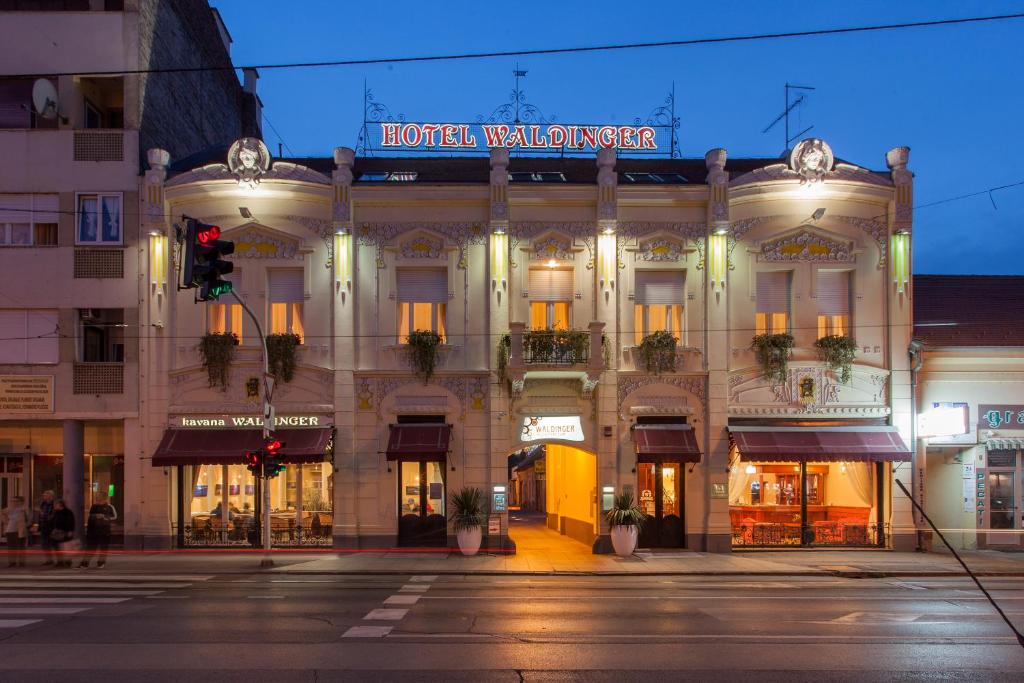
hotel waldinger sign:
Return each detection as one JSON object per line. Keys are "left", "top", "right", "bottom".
{"left": 356, "top": 73, "right": 681, "bottom": 157}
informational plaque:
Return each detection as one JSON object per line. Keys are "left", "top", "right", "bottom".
{"left": 0, "top": 375, "right": 54, "bottom": 413}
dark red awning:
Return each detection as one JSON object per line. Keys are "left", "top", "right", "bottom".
{"left": 385, "top": 424, "right": 451, "bottom": 462}
{"left": 728, "top": 427, "right": 910, "bottom": 463}
{"left": 152, "top": 428, "right": 333, "bottom": 467}
{"left": 631, "top": 425, "right": 702, "bottom": 463}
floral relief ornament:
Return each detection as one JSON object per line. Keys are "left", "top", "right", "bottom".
{"left": 788, "top": 138, "right": 834, "bottom": 185}
{"left": 400, "top": 235, "right": 444, "bottom": 259}
{"left": 227, "top": 138, "right": 271, "bottom": 188}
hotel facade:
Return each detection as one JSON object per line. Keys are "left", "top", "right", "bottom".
{"left": 109, "top": 134, "right": 926, "bottom": 553}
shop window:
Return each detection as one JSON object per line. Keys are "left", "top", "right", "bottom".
{"left": 816, "top": 270, "right": 851, "bottom": 338}
{"left": 396, "top": 269, "right": 448, "bottom": 343}
{"left": 633, "top": 270, "right": 684, "bottom": 344}
{"left": 76, "top": 193, "right": 122, "bottom": 245}
{"left": 268, "top": 269, "right": 304, "bottom": 342}
{"left": 528, "top": 268, "right": 573, "bottom": 330}
{"left": 755, "top": 271, "right": 791, "bottom": 335}
{"left": 78, "top": 308, "right": 124, "bottom": 362}
{"left": 0, "top": 195, "right": 58, "bottom": 246}
{"left": 0, "top": 309, "right": 58, "bottom": 363}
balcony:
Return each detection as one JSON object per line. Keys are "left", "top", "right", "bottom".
{"left": 502, "top": 322, "right": 605, "bottom": 398}
{"left": 73, "top": 362, "right": 123, "bottom": 395}
{"left": 0, "top": 129, "right": 138, "bottom": 191}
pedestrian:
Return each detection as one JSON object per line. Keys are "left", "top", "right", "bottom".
{"left": 50, "top": 499, "right": 75, "bottom": 567}
{"left": 35, "top": 490, "right": 56, "bottom": 566}
{"left": 80, "top": 494, "right": 117, "bottom": 569}
{"left": 1, "top": 495, "right": 30, "bottom": 567}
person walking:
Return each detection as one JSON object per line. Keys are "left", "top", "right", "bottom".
{"left": 50, "top": 499, "right": 75, "bottom": 568}
{"left": 80, "top": 494, "right": 117, "bottom": 569}
{"left": 1, "top": 496, "right": 30, "bottom": 567}
{"left": 35, "top": 490, "right": 56, "bottom": 566}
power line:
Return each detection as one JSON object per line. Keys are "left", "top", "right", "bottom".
{"left": 261, "top": 112, "right": 295, "bottom": 158}
{"left": 6, "top": 13, "right": 1024, "bottom": 79}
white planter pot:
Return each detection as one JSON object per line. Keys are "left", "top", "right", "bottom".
{"left": 457, "top": 526, "right": 483, "bottom": 556}
{"left": 610, "top": 525, "right": 638, "bottom": 557}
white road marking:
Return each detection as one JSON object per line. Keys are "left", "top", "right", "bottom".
{"left": 0, "top": 619, "right": 41, "bottom": 629}
{"left": 364, "top": 608, "right": 408, "bottom": 620}
{"left": 246, "top": 595, "right": 284, "bottom": 599}
{"left": 0, "top": 607, "right": 90, "bottom": 615}
{"left": 342, "top": 625, "right": 393, "bottom": 638}
{"left": 399, "top": 585, "right": 430, "bottom": 593}
{"left": 409, "top": 575, "right": 437, "bottom": 582}
{"left": 146, "top": 595, "right": 189, "bottom": 599}
{"left": 384, "top": 595, "right": 420, "bottom": 605}
{"left": 0, "top": 597, "right": 130, "bottom": 604}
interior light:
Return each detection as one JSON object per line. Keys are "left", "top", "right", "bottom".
{"left": 547, "top": 258, "right": 558, "bottom": 268}
{"left": 745, "top": 464, "right": 757, "bottom": 475}
{"left": 793, "top": 465, "right": 800, "bottom": 472}
{"left": 840, "top": 463, "right": 847, "bottom": 474}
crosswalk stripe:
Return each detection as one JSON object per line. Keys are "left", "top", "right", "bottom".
{"left": 0, "top": 619, "right": 42, "bottom": 628}
{"left": 0, "top": 607, "right": 90, "bottom": 615}
{"left": 0, "top": 597, "right": 130, "bottom": 604}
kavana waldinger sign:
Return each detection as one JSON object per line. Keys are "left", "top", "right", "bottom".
{"left": 380, "top": 123, "right": 657, "bottom": 151}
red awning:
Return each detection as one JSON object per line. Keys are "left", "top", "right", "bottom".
{"left": 728, "top": 427, "right": 910, "bottom": 463}
{"left": 152, "top": 428, "right": 333, "bottom": 467}
{"left": 385, "top": 424, "right": 451, "bottom": 462}
{"left": 631, "top": 425, "right": 702, "bottom": 463}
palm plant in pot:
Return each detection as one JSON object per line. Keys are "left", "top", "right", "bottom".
{"left": 450, "top": 487, "right": 487, "bottom": 556}
{"left": 606, "top": 492, "right": 647, "bottom": 557}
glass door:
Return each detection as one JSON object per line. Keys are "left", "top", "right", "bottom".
{"left": 397, "top": 461, "right": 447, "bottom": 547}
{"left": 636, "top": 462, "right": 685, "bottom": 548}
{"left": 988, "top": 472, "right": 1016, "bottom": 545}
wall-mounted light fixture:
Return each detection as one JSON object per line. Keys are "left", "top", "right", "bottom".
{"left": 490, "top": 230, "right": 508, "bottom": 288}
{"left": 709, "top": 231, "right": 728, "bottom": 291}
{"left": 334, "top": 230, "right": 352, "bottom": 288}
{"left": 745, "top": 463, "right": 757, "bottom": 475}
{"left": 149, "top": 230, "right": 168, "bottom": 291}
{"left": 598, "top": 229, "right": 616, "bottom": 290}
{"left": 892, "top": 231, "right": 910, "bottom": 294}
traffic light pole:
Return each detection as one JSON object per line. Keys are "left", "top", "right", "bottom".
{"left": 230, "top": 290, "right": 275, "bottom": 567}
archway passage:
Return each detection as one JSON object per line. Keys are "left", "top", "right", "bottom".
{"left": 508, "top": 444, "right": 597, "bottom": 556}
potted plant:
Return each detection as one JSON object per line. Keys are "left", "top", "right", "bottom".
{"left": 198, "top": 332, "right": 238, "bottom": 390}
{"left": 814, "top": 334, "right": 858, "bottom": 384}
{"left": 266, "top": 332, "right": 301, "bottom": 382}
{"left": 450, "top": 487, "right": 487, "bottom": 556}
{"left": 606, "top": 492, "right": 647, "bottom": 557}
{"left": 637, "top": 330, "right": 678, "bottom": 374}
{"left": 751, "top": 333, "right": 794, "bottom": 385}
{"left": 406, "top": 329, "right": 443, "bottom": 383}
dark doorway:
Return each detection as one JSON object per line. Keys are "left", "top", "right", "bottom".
{"left": 397, "top": 460, "right": 447, "bottom": 547}
{"left": 637, "top": 462, "right": 684, "bottom": 548}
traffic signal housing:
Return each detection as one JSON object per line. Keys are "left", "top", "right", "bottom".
{"left": 263, "top": 437, "right": 286, "bottom": 478}
{"left": 182, "top": 218, "right": 235, "bottom": 301}
{"left": 244, "top": 450, "right": 261, "bottom": 477}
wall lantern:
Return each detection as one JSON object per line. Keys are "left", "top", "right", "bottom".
{"left": 709, "top": 232, "right": 728, "bottom": 291}
{"left": 149, "top": 230, "right": 168, "bottom": 291}
{"left": 892, "top": 231, "right": 910, "bottom": 294}
{"left": 491, "top": 231, "right": 508, "bottom": 289}
{"left": 334, "top": 230, "right": 352, "bottom": 288}
{"left": 598, "top": 229, "right": 616, "bottom": 290}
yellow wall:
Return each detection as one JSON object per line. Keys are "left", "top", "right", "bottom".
{"left": 545, "top": 444, "right": 596, "bottom": 529}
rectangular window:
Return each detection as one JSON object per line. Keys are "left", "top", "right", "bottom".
{"left": 816, "top": 270, "right": 851, "bottom": 338}
{"left": 633, "top": 270, "right": 684, "bottom": 344}
{"left": 268, "top": 270, "right": 304, "bottom": 342}
{"left": 208, "top": 304, "right": 243, "bottom": 343}
{"left": 397, "top": 269, "right": 448, "bottom": 343}
{"left": 0, "top": 195, "right": 58, "bottom": 246}
{"left": 528, "top": 268, "right": 573, "bottom": 330}
{"left": 0, "top": 309, "right": 59, "bottom": 364}
{"left": 755, "top": 271, "right": 791, "bottom": 335}
{"left": 76, "top": 193, "right": 122, "bottom": 245}
{"left": 0, "top": 77, "right": 58, "bottom": 129}
{"left": 79, "top": 309, "right": 123, "bottom": 362}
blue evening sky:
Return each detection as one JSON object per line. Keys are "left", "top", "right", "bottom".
{"left": 213, "top": 0, "right": 1024, "bottom": 275}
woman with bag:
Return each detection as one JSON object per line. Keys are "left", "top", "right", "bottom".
{"left": 50, "top": 499, "right": 76, "bottom": 568}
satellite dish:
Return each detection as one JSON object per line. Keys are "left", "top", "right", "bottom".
{"left": 31, "top": 79, "right": 59, "bottom": 120}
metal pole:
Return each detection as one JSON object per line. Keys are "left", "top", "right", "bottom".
{"left": 230, "top": 290, "right": 274, "bottom": 566}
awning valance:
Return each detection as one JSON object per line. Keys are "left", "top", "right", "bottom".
{"left": 631, "top": 425, "right": 701, "bottom": 463}
{"left": 728, "top": 426, "right": 910, "bottom": 463}
{"left": 987, "top": 438, "right": 1024, "bottom": 451}
{"left": 385, "top": 424, "right": 451, "bottom": 462}
{"left": 152, "top": 428, "right": 333, "bottom": 467}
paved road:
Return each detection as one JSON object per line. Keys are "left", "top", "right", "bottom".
{"left": 0, "top": 569, "right": 1022, "bottom": 681}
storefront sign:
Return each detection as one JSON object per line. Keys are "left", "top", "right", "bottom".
{"left": 381, "top": 123, "right": 657, "bottom": 151}
{"left": 711, "top": 482, "right": 728, "bottom": 499}
{"left": 521, "top": 416, "right": 584, "bottom": 442}
{"left": 176, "top": 415, "right": 325, "bottom": 429}
{"left": 919, "top": 402, "right": 969, "bottom": 439}
{"left": 0, "top": 375, "right": 53, "bottom": 413}
{"left": 962, "top": 462, "right": 976, "bottom": 513}
{"left": 978, "top": 404, "right": 1024, "bottom": 430}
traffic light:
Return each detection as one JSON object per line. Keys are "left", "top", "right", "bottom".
{"left": 263, "top": 436, "right": 286, "bottom": 478}
{"left": 182, "top": 218, "right": 235, "bottom": 301}
{"left": 244, "top": 450, "right": 261, "bottom": 477}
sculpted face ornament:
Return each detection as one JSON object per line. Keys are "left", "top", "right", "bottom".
{"left": 228, "top": 138, "right": 271, "bottom": 188}
{"left": 789, "top": 138, "right": 834, "bottom": 185}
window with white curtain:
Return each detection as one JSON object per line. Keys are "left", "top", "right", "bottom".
{"left": 269, "top": 269, "right": 304, "bottom": 342}
{"left": 816, "top": 270, "right": 851, "bottom": 337}
{"left": 633, "top": 270, "right": 684, "bottom": 344}
{"left": 755, "top": 271, "right": 791, "bottom": 335}
{"left": 528, "top": 268, "right": 573, "bottom": 330}
{"left": 397, "top": 269, "right": 448, "bottom": 342}
{"left": 76, "top": 193, "right": 122, "bottom": 245}
{"left": 0, "top": 195, "right": 58, "bottom": 246}
{"left": 0, "top": 309, "right": 59, "bottom": 363}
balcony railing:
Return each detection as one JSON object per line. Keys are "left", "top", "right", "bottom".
{"left": 522, "top": 329, "right": 590, "bottom": 365}
{"left": 175, "top": 516, "right": 333, "bottom": 549}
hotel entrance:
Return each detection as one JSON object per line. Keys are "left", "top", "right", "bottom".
{"left": 630, "top": 420, "right": 701, "bottom": 549}
{"left": 385, "top": 418, "right": 451, "bottom": 547}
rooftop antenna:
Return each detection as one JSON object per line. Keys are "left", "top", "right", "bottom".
{"left": 762, "top": 83, "right": 815, "bottom": 154}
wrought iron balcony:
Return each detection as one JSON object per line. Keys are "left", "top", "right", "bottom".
{"left": 500, "top": 321, "right": 605, "bottom": 398}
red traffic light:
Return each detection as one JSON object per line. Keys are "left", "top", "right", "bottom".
{"left": 264, "top": 438, "right": 284, "bottom": 452}
{"left": 244, "top": 450, "right": 260, "bottom": 466}
{"left": 197, "top": 224, "right": 221, "bottom": 244}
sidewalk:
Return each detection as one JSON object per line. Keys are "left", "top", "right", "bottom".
{"left": 3, "top": 547, "right": 1023, "bottom": 577}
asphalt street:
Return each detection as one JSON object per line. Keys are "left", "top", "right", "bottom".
{"left": 0, "top": 568, "right": 1022, "bottom": 681}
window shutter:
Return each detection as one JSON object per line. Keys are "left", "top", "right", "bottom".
{"left": 31, "top": 195, "right": 59, "bottom": 224}
{"left": 528, "top": 269, "right": 574, "bottom": 301}
{"left": 756, "top": 271, "right": 790, "bottom": 313}
{"left": 0, "top": 310, "right": 25, "bottom": 364}
{"left": 634, "top": 270, "right": 684, "bottom": 305}
{"left": 268, "top": 269, "right": 303, "bottom": 303}
{"left": 397, "top": 269, "right": 448, "bottom": 303}
{"left": 817, "top": 271, "right": 850, "bottom": 316}
{"left": 0, "top": 195, "right": 31, "bottom": 224}
{"left": 26, "top": 310, "right": 58, "bottom": 363}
